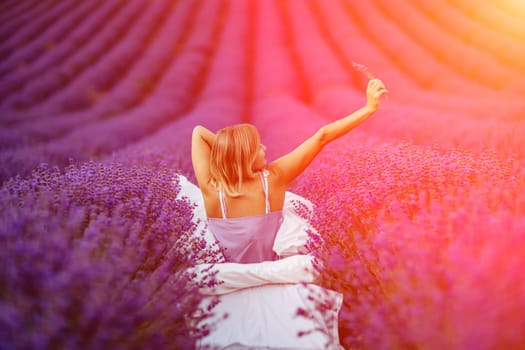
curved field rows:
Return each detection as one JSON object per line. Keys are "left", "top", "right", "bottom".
{"left": 0, "top": 0, "right": 524, "bottom": 178}
{"left": 1, "top": 0, "right": 525, "bottom": 349}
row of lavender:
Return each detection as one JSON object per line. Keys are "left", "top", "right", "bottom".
{"left": 0, "top": 158, "right": 223, "bottom": 349}
{"left": 0, "top": 1, "right": 247, "bottom": 348}
{"left": 293, "top": 138, "right": 525, "bottom": 349}
{"left": 1, "top": 0, "right": 524, "bottom": 182}
{"left": 3, "top": 116, "right": 523, "bottom": 349}
{"left": 1, "top": 0, "right": 525, "bottom": 348}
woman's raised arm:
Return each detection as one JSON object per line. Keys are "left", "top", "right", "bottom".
{"left": 269, "top": 79, "right": 388, "bottom": 186}
{"left": 191, "top": 125, "right": 216, "bottom": 192}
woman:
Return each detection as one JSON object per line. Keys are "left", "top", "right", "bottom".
{"left": 190, "top": 78, "right": 387, "bottom": 349}
{"left": 191, "top": 78, "right": 388, "bottom": 263}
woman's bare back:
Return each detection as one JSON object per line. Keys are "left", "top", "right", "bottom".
{"left": 203, "top": 169, "right": 286, "bottom": 219}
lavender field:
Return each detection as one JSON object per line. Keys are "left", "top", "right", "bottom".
{"left": 1, "top": 0, "right": 525, "bottom": 349}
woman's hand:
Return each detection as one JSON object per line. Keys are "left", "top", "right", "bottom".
{"left": 365, "top": 78, "right": 388, "bottom": 113}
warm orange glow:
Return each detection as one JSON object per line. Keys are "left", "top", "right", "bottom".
{"left": 497, "top": 0, "right": 525, "bottom": 16}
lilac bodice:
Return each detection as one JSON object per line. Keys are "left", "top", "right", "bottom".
{"left": 208, "top": 211, "right": 283, "bottom": 263}
{"left": 208, "top": 170, "right": 283, "bottom": 263}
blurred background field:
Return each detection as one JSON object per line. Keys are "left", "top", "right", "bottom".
{"left": 1, "top": 0, "right": 525, "bottom": 349}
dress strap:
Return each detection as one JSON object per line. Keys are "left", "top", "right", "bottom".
{"left": 218, "top": 190, "right": 228, "bottom": 218}
{"left": 259, "top": 170, "right": 270, "bottom": 214}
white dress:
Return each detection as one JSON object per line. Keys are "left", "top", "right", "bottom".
{"left": 176, "top": 175, "right": 343, "bottom": 349}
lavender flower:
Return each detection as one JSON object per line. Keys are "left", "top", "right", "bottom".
{"left": 295, "top": 141, "right": 525, "bottom": 349}
{"left": 351, "top": 61, "right": 375, "bottom": 80}
{"left": 0, "top": 161, "right": 221, "bottom": 349}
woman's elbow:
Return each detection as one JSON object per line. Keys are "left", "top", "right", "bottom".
{"left": 315, "top": 127, "right": 330, "bottom": 147}
{"left": 193, "top": 125, "right": 202, "bottom": 135}
{"left": 193, "top": 125, "right": 207, "bottom": 141}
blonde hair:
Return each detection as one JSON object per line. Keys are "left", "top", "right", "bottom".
{"left": 209, "top": 124, "right": 260, "bottom": 197}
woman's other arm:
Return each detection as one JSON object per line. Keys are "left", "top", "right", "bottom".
{"left": 270, "top": 79, "right": 388, "bottom": 185}
{"left": 191, "top": 125, "right": 216, "bottom": 192}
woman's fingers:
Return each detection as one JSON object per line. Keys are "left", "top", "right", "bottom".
{"left": 377, "top": 88, "right": 388, "bottom": 97}
{"left": 367, "top": 78, "right": 385, "bottom": 90}
{"left": 366, "top": 78, "right": 388, "bottom": 109}
{"left": 368, "top": 79, "right": 387, "bottom": 96}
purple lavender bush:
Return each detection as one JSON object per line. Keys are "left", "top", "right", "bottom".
{"left": 0, "top": 160, "right": 221, "bottom": 349}
{"left": 2, "top": 0, "right": 525, "bottom": 349}
{"left": 296, "top": 140, "right": 525, "bottom": 349}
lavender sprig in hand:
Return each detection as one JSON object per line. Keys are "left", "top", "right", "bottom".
{"left": 352, "top": 61, "right": 375, "bottom": 80}
{"left": 352, "top": 61, "right": 388, "bottom": 100}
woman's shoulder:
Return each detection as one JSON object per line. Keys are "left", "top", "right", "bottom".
{"left": 266, "top": 164, "right": 287, "bottom": 188}
{"left": 265, "top": 164, "right": 282, "bottom": 180}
